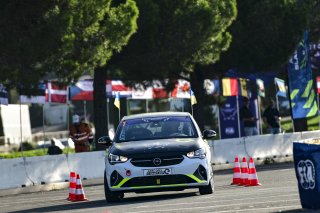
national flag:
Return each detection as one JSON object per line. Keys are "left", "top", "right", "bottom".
{"left": 190, "top": 88, "right": 197, "bottom": 105}
{"left": 45, "top": 82, "right": 68, "bottom": 103}
{"left": 256, "top": 79, "right": 265, "bottom": 97}
{"left": 204, "top": 79, "right": 220, "bottom": 96}
{"left": 0, "top": 84, "right": 8, "bottom": 105}
{"left": 171, "top": 79, "right": 190, "bottom": 98}
{"left": 317, "top": 76, "right": 320, "bottom": 94}
{"left": 114, "top": 92, "right": 120, "bottom": 109}
{"left": 239, "top": 78, "right": 250, "bottom": 98}
{"left": 19, "top": 83, "right": 46, "bottom": 104}
{"left": 274, "top": 78, "right": 287, "bottom": 97}
{"left": 152, "top": 80, "right": 168, "bottom": 98}
{"left": 222, "top": 78, "right": 238, "bottom": 96}
{"left": 132, "top": 83, "right": 153, "bottom": 99}
{"left": 70, "top": 80, "right": 93, "bottom": 101}
{"left": 111, "top": 80, "right": 132, "bottom": 97}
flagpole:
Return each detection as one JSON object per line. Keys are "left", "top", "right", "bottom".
{"left": 42, "top": 104, "right": 46, "bottom": 152}
{"left": 146, "top": 99, "right": 149, "bottom": 113}
{"left": 19, "top": 96, "right": 24, "bottom": 153}
{"left": 191, "top": 99, "right": 193, "bottom": 116}
{"left": 107, "top": 98, "right": 110, "bottom": 130}
{"left": 83, "top": 100, "right": 87, "bottom": 121}
{"left": 275, "top": 94, "right": 282, "bottom": 132}
{"left": 217, "top": 105, "right": 221, "bottom": 140}
{"left": 236, "top": 95, "right": 241, "bottom": 138}
{"left": 257, "top": 96, "right": 263, "bottom": 135}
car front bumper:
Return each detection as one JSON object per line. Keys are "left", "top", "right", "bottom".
{"left": 105, "top": 156, "right": 212, "bottom": 192}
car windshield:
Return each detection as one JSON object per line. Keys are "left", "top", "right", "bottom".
{"left": 114, "top": 116, "right": 198, "bottom": 142}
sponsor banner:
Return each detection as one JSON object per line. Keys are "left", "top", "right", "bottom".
{"left": 288, "top": 31, "right": 318, "bottom": 119}
{"left": 256, "top": 78, "right": 265, "bottom": 97}
{"left": 275, "top": 78, "right": 287, "bottom": 98}
{"left": 132, "top": 83, "right": 153, "bottom": 99}
{"left": 219, "top": 96, "right": 239, "bottom": 139}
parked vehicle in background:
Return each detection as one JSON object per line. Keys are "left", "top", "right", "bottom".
{"left": 99, "top": 112, "right": 216, "bottom": 202}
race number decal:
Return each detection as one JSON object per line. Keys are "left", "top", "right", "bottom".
{"left": 297, "top": 159, "right": 316, "bottom": 190}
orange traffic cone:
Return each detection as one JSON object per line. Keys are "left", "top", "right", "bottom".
{"left": 231, "top": 156, "right": 242, "bottom": 185}
{"left": 67, "top": 171, "right": 77, "bottom": 201}
{"left": 239, "top": 157, "right": 249, "bottom": 185}
{"left": 74, "top": 174, "right": 88, "bottom": 201}
{"left": 247, "top": 157, "right": 261, "bottom": 186}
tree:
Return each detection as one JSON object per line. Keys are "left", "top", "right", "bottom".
{"left": 0, "top": 1, "right": 139, "bottom": 147}
{"left": 214, "top": 0, "right": 318, "bottom": 73}
{"left": 108, "top": 0, "right": 237, "bottom": 130}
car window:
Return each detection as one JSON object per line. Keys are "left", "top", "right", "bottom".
{"left": 115, "top": 116, "right": 198, "bottom": 142}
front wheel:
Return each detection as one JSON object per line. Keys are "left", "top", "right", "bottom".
{"left": 199, "top": 176, "right": 214, "bottom": 195}
{"left": 104, "top": 171, "right": 124, "bottom": 202}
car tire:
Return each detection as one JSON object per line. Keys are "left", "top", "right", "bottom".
{"left": 104, "top": 171, "right": 124, "bottom": 202}
{"left": 199, "top": 175, "right": 214, "bottom": 195}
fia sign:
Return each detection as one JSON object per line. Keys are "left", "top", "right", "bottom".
{"left": 297, "top": 159, "right": 315, "bottom": 190}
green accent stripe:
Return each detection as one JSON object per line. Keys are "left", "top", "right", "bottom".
{"left": 290, "top": 89, "right": 299, "bottom": 100}
{"left": 302, "top": 80, "right": 313, "bottom": 98}
{"left": 130, "top": 184, "right": 189, "bottom": 189}
{"left": 307, "top": 101, "right": 318, "bottom": 118}
{"left": 111, "top": 178, "right": 130, "bottom": 188}
{"left": 303, "top": 90, "right": 315, "bottom": 108}
{"left": 186, "top": 174, "right": 206, "bottom": 183}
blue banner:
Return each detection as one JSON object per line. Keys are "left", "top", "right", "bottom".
{"left": 288, "top": 32, "right": 318, "bottom": 119}
{"left": 219, "top": 96, "right": 239, "bottom": 139}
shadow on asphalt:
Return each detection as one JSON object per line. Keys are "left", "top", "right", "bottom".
{"left": 7, "top": 192, "right": 198, "bottom": 213}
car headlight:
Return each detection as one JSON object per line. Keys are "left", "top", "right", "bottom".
{"left": 187, "top": 148, "right": 206, "bottom": 159}
{"left": 108, "top": 153, "right": 128, "bottom": 164}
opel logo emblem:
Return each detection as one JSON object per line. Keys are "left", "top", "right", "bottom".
{"left": 153, "top": 158, "right": 161, "bottom": 166}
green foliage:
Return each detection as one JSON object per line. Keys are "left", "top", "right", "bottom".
{"left": 0, "top": 148, "right": 75, "bottom": 159}
{"left": 215, "top": 0, "right": 318, "bottom": 72}
{"left": 109, "top": 0, "right": 237, "bottom": 80}
{"left": 0, "top": 0, "right": 139, "bottom": 88}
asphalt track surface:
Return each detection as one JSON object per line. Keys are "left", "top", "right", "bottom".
{"left": 0, "top": 163, "right": 318, "bottom": 213}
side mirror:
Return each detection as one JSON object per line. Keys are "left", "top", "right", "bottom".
{"left": 203, "top": 130, "right": 217, "bottom": 139}
{"left": 98, "top": 136, "right": 112, "bottom": 145}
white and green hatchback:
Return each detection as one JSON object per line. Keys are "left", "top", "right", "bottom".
{"left": 98, "top": 112, "right": 216, "bottom": 202}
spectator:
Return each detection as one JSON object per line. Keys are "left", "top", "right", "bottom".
{"left": 263, "top": 98, "right": 280, "bottom": 134}
{"left": 69, "top": 114, "right": 94, "bottom": 153}
{"left": 240, "top": 97, "right": 259, "bottom": 136}
{"left": 47, "top": 139, "right": 63, "bottom": 155}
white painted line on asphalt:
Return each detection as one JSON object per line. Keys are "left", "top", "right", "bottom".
{"left": 128, "top": 198, "right": 300, "bottom": 213}
{"left": 207, "top": 204, "right": 302, "bottom": 213}
{"left": 133, "top": 193, "right": 298, "bottom": 209}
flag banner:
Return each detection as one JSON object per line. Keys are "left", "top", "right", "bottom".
{"left": 132, "top": 83, "right": 153, "bottom": 99}
{"left": 190, "top": 88, "right": 197, "bottom": 105}
{"left": 19, "top": 83, "right": 46, "bottom": 104}
{"left": 204, "top": 79, "right": 220, "bottom": 96}
{"left": 222, "top": 78, "right": 238, "bottom": 96}
{"left": 275, "top": 78, "right": 287, "bottom": 98}
{"left": 45, "top": 82, "right": 67, "bottom": 103}
{"left": 171, "top": 79, "right": 190, "bottom": 98}
{"left": 239, "top": 78, "right": 250, "bottom": 98}
{"left": 317, "top": 76, "right": 320, "bottom": 94}
{"left": 110, "top": 80, "right": 132, "bottom": 98}
{"left": 114, "top": 92, "right": 120, "bottom": 109}
{"left": 70, "top": 80, "right": 93, "bottom": 101}
{"left": 256, "top": 79, "right": 265, "bottom": 97}
{"left": 219, "top": 96, "right": 239, "bottom": 139}
{"left": 288, "top": 31, "right": 318, "bottom": 119}
{"left": 152, "top": 80, "right": 168, "bottom": 98}
{"left": 0, "top": 84, "right": 8, "bottom": 105}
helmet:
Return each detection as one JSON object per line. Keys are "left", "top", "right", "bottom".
{"left": 72, "top": 114, "right": 80, "bottom": 124}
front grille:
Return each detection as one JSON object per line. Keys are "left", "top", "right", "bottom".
{"left": 122, "top": 175, "right": 195, "bottom": 187}
{"left": 130, "top": 156, "right": 184, "bottom": 167}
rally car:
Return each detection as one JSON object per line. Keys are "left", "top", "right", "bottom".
{"left": 98, "top": 112, "right": 216, "bottom": 202}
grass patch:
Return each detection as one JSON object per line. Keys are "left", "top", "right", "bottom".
{"left": 0, "top": 148, "right": 75, "bottom": 159}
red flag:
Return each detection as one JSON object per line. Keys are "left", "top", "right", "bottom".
{"left": 46, "top": 82, "right": 67, "bottom": 103}
{"left": 317, "top": 76, "right": 320, "bottom": 94}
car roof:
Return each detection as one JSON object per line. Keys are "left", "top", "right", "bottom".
{"left": 122, "top": 111, "right": 191, "bottom": 120}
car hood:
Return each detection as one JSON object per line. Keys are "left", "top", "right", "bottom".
{"left": 109, "top": 138, "right": 202, "bottom": 158}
